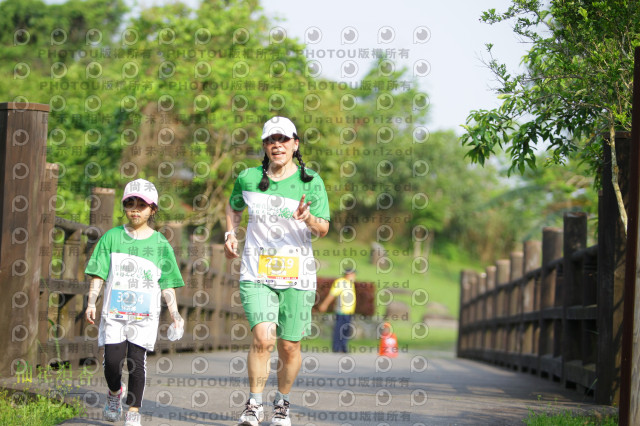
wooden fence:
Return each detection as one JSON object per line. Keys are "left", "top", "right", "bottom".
{"left": 1, "top": 102, "right": 377, "bottom": 378}
{"left": 457, "top": 136, "right": 630, "bottom": 406}
{"left": 457, "top": 213, "right": 601, "bottom": 389}
{"left": 37, "top": 183, "right": 249, "bottom": 370}
{"left": 0, "top": 102, "right": 249, "bottom": 375}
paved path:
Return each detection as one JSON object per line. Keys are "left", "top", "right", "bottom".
{"left": 58, "top": 349, "right": 615, "bottom": 426}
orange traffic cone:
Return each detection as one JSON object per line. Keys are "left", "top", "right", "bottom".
{"left": 379, "top": 322, "right": 398, "bottom": 358}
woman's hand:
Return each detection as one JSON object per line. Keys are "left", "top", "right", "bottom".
{"left": 224, "top": 234, "right": 239, "bottom": 259}
{"left": 225, "top": 202, "right": 243, "bottom": 259}
{"left": 293, "top": 194, "right": 329, "bottom": 237}
{"left": 293, "top": 194, "right": 312, "bottom": 222}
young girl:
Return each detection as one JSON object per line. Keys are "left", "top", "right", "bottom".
{"left": 85, "top": 179, "right": 184, "bottom": 426}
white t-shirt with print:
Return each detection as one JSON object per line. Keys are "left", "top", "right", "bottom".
{"left": 229, "top": 166, "right": 330, "bottom": 291}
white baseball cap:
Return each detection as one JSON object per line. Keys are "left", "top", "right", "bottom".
{"left": 122, "top": 178, "right": 158, "bottom": 206}
{"left": 261, "top": 116, "right": 297, "bottom": 140}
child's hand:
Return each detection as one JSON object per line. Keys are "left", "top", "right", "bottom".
{"left": 170, "top": 310, "right": 184, "bottom": 330}
{"left": 168, "top": 311, "right": 185, "bottom": 341}
{"left": 173, "top": 315, "right": 184, "bottom": 330}
{"left": 86, "top": 304, "right": 96, "bottom": 324}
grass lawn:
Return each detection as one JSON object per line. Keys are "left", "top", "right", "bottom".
{"left": 524, "top": 408, "right": 618, "bottom": 425}
{"left": 0, "top": 387, "right": 83, "bottom": 426}
{"left": 311, "top": 237, "right": 478, "bottom": 351}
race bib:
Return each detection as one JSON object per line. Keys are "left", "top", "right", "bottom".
{"left": 258, "top": 254, "right": 300, "bottom": 280}
{"left": 108, "top": 289, "right": 152, "bottom": 320}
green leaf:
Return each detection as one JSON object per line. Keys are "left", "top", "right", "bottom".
{"left": 578, "top": 7, "right": 588, "bottom": 19}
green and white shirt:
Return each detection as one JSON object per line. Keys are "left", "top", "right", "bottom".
{"left": 85, "top": 226, "right": 184, "bottom": 350}
{"left": 230, "top": 166, "right": 330, "bottom": 291}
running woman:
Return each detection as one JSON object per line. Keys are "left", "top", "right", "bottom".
{"left": 225, "top": 117, "right": 330, "bottom": 426}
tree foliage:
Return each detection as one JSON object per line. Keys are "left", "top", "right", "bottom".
{"left": 461, "top": 0, "right": 640, "bottom": 177}
{"left": 1, "top": 0, "right": 596, "bottom": 261}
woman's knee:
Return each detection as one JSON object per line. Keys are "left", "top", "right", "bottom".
{"left": 252, "top": 322, "right": 277, "bottom": 351}
{"left": 278, "top": 339, "right": 301, "bottom": 357}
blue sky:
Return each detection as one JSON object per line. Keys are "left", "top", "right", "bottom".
{"left": 50, "top": 0, "right": 529, "bottom": 133}
{"left": 185, "top": 0, "right": 527, "bottom": 132}
{"left": 256, "top": 0, "right": 528, "bottom": 133}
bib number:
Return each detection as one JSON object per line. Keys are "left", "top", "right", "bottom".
{"left": 108, "top": 289, "right": 151, "bottom": 319}
{"left": 258, "top": 255, "right": 299, "bottom": 279}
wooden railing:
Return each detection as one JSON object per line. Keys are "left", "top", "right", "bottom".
{"left": 36, "top": 171, "right": 248, "bottom": 369}
{"left": 457, "top": 211, "right": 622, "bottom": 404}
{"left": 457, "top": 135, "right": 634, "bottom": 407}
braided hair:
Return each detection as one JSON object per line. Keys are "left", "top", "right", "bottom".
{"left": 294, "top": 149, "right": 313, "bottom": 183}
{"left": 259, "top": 133, "right": 314, "bottom": 191}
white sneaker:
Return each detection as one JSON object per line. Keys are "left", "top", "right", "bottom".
{"left": 237, "top": 398, "right": 264, "bottom": 426}
{"left": 103, "top": 383, "right": 126, "bottom": 422}
{"left": 270, "top": 399, "right": 290, "bottom": 426}
{"left": 124, "top": 410, "right": 142, "bottom": 426}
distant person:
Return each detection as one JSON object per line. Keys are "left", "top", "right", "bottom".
{"left": 224, "top": 116, "right": 330, "bottom": 426}
{"left": 318, "top": 268, "right": 357, "bottom": 353}
{"left": 84, "top": 179, "right": 184, "bottom": 426}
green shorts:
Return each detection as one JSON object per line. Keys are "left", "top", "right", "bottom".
{"left": 239, "top": 281, "right": 316, "bottom": 341}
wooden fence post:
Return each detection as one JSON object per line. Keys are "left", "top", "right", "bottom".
{"left": 598, "top": 134, "right": 630, "bottom": 405}
{"left": 38, "top": 163, "right": 58, "bottom": 368}
{"left": 186, "top": 232, "right": 206, "bottom": 351}
{"left": 0, "top": 102, "right": 50, "bottom": 377}
{"left": 89, "top": 187, "right": 115, "bottom": 237}
{"left": 562, "top": 212, "right": 587, "bottom": 386}
{"left": 522, "top": 240, "right": 541, "bottom": 371}
{"left": 477, "top": 272, "right": 487, "bottom": 352}
{"left": 457, "top": 269, "right": 472, "bottom": 355}
{"left": 485, "top": 265, "right": 497, "bottom": 360}
{"left": 468, "top": 271, "right": 478, "bottom": 335}
{"left": 509, "top": 251, "right": 523, "bottom": 361}
{"left": 74, "top": 188, "right": 116, "bottom": 362}
{"left": 539, "top": 227, "right": 562, "bottom": 379}
{"left": 496, "top": 259, "right": 510, "bottom": 359}
{"left": 40, "top": 163, "right": 59, "bottom": 281}
{"left": 208, "top": 243, "right": 225, "bottom": 350}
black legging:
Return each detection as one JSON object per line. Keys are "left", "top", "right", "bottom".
{"left": 103, "top": 341, "right": 147, "bottom": 408}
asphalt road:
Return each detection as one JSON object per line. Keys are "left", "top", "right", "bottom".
{"left": 58, "top": 349, "right": 615, "bottom": 426}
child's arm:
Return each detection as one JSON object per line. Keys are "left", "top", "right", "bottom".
{"left": 86, "top": 276, "right": 103, "bottom": 324}
{"left": 162, "top": 288, "right": 183, "bottom": 328}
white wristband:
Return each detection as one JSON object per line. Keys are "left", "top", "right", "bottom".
{"left": 224, "top": 231, "right": 236, "bottom": 241}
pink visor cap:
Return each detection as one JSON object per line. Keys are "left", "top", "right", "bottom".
{"left": 122, "top": 178, "right": 158, "bottom": 206}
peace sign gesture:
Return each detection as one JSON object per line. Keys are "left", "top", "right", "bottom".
{"left": 293, "top": 194, "right": 312, "bottom": 223}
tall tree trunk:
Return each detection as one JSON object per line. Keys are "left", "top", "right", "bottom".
{"left": 610, "top": 124, "right": 628, "bottom": 236}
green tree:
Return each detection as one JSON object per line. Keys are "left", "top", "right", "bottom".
{"left": 0, "top": 0, "right": 130, "bottom": 220}
{"left": 5, "top": 0, "right": 582, "bottom": 262}
{"left": 461, "top": 0, "right": 640, "bottom": 233}
{"left": 323, "top": 59, "right": 429, "bottom": 242}
{"left": 118, "top": 0, "right": 316, "bottom": 231}
{"left": 1, "top": 0, "right": 319, "bottom": 230}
